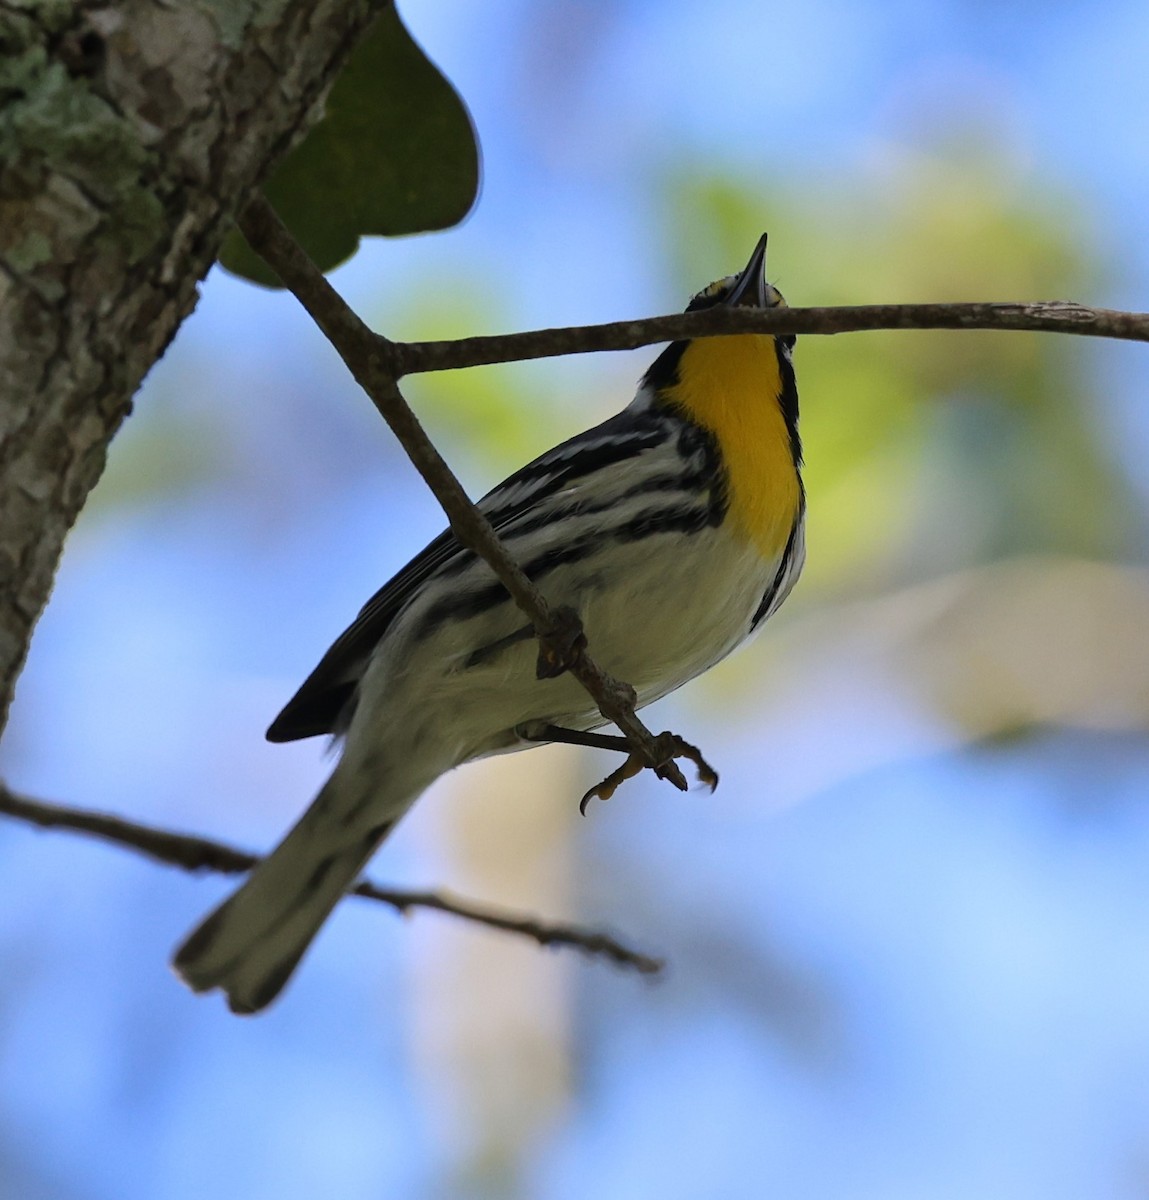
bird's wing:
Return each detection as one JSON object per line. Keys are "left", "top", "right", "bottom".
{"left": 266, "top": 410, "right": 674, "bottom": 742}
{"left": 264, "top": 525, "right": 465, "bottom": 742}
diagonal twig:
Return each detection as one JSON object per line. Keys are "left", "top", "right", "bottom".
{"left": 236, "top": 193, "right": 712, "bottom": 799}
{"left": 0, "top": 783, "right": 663, "bottom": 975}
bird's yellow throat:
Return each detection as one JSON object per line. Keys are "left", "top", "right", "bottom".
{"left": 674, "top": 333, "right": 801, "bottom": 557}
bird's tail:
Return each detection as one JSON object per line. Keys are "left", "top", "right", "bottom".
{"left": 172, "top": 774, "right": 410, "bottom": 1014}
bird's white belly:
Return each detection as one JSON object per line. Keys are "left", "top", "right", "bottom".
{"left": 574, "top": 525, "right": 772, "bottom": 707}
{"left": 344, "top": 525, "right": 785, "bottom": 774}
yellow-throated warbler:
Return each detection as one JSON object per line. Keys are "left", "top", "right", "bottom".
{"left": 174, "top": 234, "right": 805, "bottom": 1012}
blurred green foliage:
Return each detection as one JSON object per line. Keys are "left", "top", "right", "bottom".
{"left": 392, "top": 287, "right": 624, "bottom": 493}
{"left": 220, "top": 5, "right": 479, "bottom": 287}
{"left": 667, "top": 146, "right": 1129, "bottom": 602}
{"left": 390, "top": 288, "right": 565, "bottom": 478}
{"left": 653, "top": 144, "right": 1148, "bottom": 747}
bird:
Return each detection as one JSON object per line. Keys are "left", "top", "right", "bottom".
{"left": 173, "top": 233, "right": 806, "bottom": 1013}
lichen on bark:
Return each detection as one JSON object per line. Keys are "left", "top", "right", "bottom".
{"left": 0, "top": 0, "right": 384, "bottom": 731}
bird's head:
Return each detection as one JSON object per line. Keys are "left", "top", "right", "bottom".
{"left": 684, "top": 233, "right": 785, "bottom": 313}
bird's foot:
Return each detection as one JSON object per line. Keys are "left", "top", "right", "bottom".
{"left": 579, "top": 731, "right": 719, "bottom": 815}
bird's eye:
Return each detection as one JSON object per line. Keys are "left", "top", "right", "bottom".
{"left": 685, "top": 275, "right": 737, "bottom": 312}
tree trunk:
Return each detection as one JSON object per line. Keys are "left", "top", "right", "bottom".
{"left": 0, "top": 0, "right": 385, "bottom": 732}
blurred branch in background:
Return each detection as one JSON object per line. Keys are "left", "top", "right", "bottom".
{"left": 0, "top": 783, "right": 663, "bottom": 975}
{"left": 894, "top": 556, "right": 1149, "bottom": 738}
{"left": 741, "top": 556, "right": 1149, "bottom": 804}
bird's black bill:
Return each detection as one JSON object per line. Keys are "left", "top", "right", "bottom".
{"left": 724, "top": 233, "right": 769, "bottom": 308}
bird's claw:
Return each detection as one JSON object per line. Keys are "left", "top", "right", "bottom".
{"left": 578, "top": 731, "right": 719, "bottom": 815}
{"left": 655, "top": 732, "right": 719, "bottom": 793}
{"left": 580, "top": 752, "right": 646, "bottom": 814}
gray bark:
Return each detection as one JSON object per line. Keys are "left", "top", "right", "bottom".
{"left": 0, "top": 0, "right": 385, "bottom": 731}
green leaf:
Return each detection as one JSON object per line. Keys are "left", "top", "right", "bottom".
{"left": 220, "top": 4, "right": 479, "bottom": 287}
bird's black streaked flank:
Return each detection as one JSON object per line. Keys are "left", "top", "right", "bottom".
{"left": 173, "top": 234, "right": 806, "bottom": 1013}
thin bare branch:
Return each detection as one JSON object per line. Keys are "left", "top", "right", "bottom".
{"left": 396, "top": 301, "right": 1149, "bottom": 374}
{"left": 236, "top": 193, "right": 711, "bottom": 797}
{"left": 0, "top": 783, "right": 663, "bottom": 975}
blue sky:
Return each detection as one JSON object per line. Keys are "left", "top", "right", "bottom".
{"left": 3, "top": 2, "right": 1149, "bottom": 1197}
